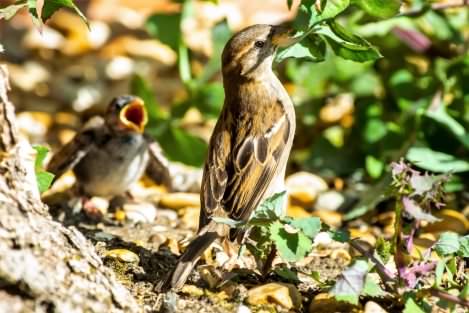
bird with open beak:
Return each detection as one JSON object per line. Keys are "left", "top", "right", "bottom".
{"left": 46, "top": 95, "right": 172, "bottom": 202}
{"left": 158, "top": 24, "right": 296, "bottom": 291}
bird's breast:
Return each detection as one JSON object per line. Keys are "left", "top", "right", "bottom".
{"left": 74, "top": 133, "right": 149, "bottom": 197}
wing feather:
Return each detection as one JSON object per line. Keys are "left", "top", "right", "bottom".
{"left": 46, "top": 120, "right": 104, "bottom": 182}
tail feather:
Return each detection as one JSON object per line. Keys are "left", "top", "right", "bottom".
{"left": 157, "top": 224, "right": 220, "bottom": 292}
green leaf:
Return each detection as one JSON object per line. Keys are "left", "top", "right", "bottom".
{"left": 150, "top": 124, "right": 207, "bottom": 167}
{"left": 32, "top": 145, "right": 55, "bottom": 193}
{"left": 269, "top": 221, "right": 312, "bottom": 262}
{"left": 425, "top": 105, "right": 469, "bottom": 149}
{"left": 331, "top": 259, "right": 369, "bottom": 305}
{"left": 287, "top": 0, "right": 294, "bottom": 10}
{"left": 434, "top": 232, "right": 460, "bottom": 256}
{"left": 0, "top": 3, "right": 27, "bottom": 20}
{"left": 458, "top": 235, "right": 469, "bottom": 258}
{"left": 288, "top": 217, "right": 321, "bottom": 239}
{"left": 253, "top": 192, "right": 287, "bottom": 221}
{"left": 319, "top": 0, "right": 350, "bottom": 20}
{"left": 130, "top": 75, "right": 167, "bottom": 125}
{"left": 403, "top": 297, "right": 426, "bottom": 313}
{"left": 435, "top": 259, "right": 446, "bottom": 286}
{"left": 275, "top": 267, "right": 300, "bottom": 282}
{"left": 33, "top": 145, "right": 49, "bottom": 170}
{"left": 329, "top": 229, "right": 350, "bottom": 242}
{"left": 36, "top": 171, "right": 54, "bottom": 193}
{"left": 325, "top": 35, "right": 382, "bottom": 62}
{"left": 365, "top": 155, "right": 384, "bottom": 178}
{"left": 364, "top": 119, "right": 387, "bottom": 143}
{"left": 146, "top": 13, "right": 181, "bottom": 50}
{"left": 406, "top": 146, "right": 469, "bottom": 173}
{"left": 196, "top": 20, "right": 231, "bottom": 85}
{"left": 193, "top": 83, "right": 225, "bottom": 118}
{"left": 352, "top": 0, "right": 401, "bottom": 18}
{"left": 362, "top": 274, "right": 385, "bottom": 297}
{"left": 276, "top": 35, "right": 326, "bottom": 62}
{"left": 317, "top": 23, "right": 382, "bottom": 62}
{"left": 27, "top": 0, "right": 88, "bottom": 25}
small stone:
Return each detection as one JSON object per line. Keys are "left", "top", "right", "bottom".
{"left": 315, "top": 191, "right": 345, "bottom": 212}
{"left": 287, "top": 205, "right": 312, "bottom": 218}
{"left": 16, "top": 111, "right": 52, "bottom": 138}
{"left": 313, "top": 232, "right": 333, "bottom": 247}
{"left": 237, "top": 304, "right": 251, "bottom": 313}
{"left": 422, "top": 209, "right": 469, "bottom": 235}
{"left": 364, "top": 301, "right": 388, "bottom": 313}
{"left": 180, "top": 207, "right": 200, "bottom": 230}
{"left": 247, "top": 283, "right": 302, "bottom": 310}
{"left": 310, "top": 210, "right": 342, "bottom": 228}
{"left": 123, "top": 202, "right": 157, "bottom": 223}
{"left": 319, "top": 93, "right": 354, "bottom": 123}
{"left": 286, "top": 172, "right": 328, "bottom": 207}
{"left": 350, "top": 228, "right": 376, "bottom": 247}
{"left": 181, "top": 285, "right": 204, "bottom": 297}
{"left": 105, "top": 249, "right": 139, "bottom": 263}
{"left": 159, "top": 193, "right": 200, "bottom": 210}
{"left": 309, "top": 292, "right": 359, "bottom": 313}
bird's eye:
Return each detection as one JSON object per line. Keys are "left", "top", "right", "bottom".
{"left": 254, "top": 40, "right": 265, "bottom": 48}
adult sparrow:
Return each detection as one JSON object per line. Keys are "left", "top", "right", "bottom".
{"left": 158, "top": 24, "right": 296, "bottom": 291}
{"left": 47, "top": 95, "right": 172, "bottom": 198}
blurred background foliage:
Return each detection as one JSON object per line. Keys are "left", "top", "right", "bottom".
{"left": 0, "top": 0, "right": 468, "bottom": 216}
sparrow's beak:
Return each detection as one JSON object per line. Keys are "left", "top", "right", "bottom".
{"left": 119, "top": 98, "right": 148, "bottom": 133}
{"left": 271, "top": 26, "right": 297, "bottom": 48}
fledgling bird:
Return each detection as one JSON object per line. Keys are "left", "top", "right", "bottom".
{"left": 158, "top": 24, "right": 296, "bottom": 291}
{"left": 46, "top": 95, "right": 172, "bottom": 199}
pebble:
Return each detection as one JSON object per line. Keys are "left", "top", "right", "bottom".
{"left": 159, "top": 192, "right": 200, "bottom": 210}
{"left": 104, "top": 249, "right": 140, "bottom": 263}
{"left": 422, "top": 209, "right": 469, "bottom": 235}
{"left": 123, "top": 203, "right": 157, "bottom": 223}
{"left": 246, "top": 283, "right": 302, "bottom": 310}
{"left": 310, "top": 210, "right": 342, "bottom": 228}
{"left": 314, "top": 190, "right": 345, "bottom": 212}
{"left": 286, "top": 172, "right": 328, "bottom": 207}
{"left": 364, "top": 301, "right": 388, "bottom": 313}
{"left": 309, "top": 292, "right": 358, "bottom": 313}
{"left": 237, "top": 305, "right": 251, "bottom": 313}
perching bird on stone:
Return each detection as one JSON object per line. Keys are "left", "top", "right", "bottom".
{"left": 158, "top": 24, "right": 296, "bottom": 291}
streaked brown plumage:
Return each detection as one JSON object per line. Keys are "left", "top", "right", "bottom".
{"left": 158, "top": 24, "right": 296, "bottom": 291}
{"left": 47, "top": 95, "right": 172, "bottom": 197}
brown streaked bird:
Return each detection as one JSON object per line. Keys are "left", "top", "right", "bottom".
{"left": 46, "top": 95, "right": 172, "bottom": 199}
{"left": 158, "top": 24, "right": 296, "bottom": 291}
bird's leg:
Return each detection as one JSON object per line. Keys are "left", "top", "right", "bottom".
{"left": 81, "top": 196, "right": 105, "bottom": 220}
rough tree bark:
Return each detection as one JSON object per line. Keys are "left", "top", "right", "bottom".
{"left": 0, "top": 65, "right": 140, "bottom": 312}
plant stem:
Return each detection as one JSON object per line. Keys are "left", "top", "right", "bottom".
{"left": 398, "top": 0, "right": 469, "bottom": 17}
{"left": 429, "top": 288, "right": 469, "bottom": 308}
{"left": 262, "top": 244, "right": 277, "bottom": 277}
{"left": 349, "top": 239, "right": 396, "bottom": 289}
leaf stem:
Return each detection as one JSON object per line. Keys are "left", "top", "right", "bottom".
{"left": 428, "top": 288, "right": 469, "bottom": 308}
{"left": 349, "top": 239, "right": 396, "bottom": 290}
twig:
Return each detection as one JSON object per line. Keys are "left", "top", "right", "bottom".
{"left": 429, "top": 288, "right": 469, "bottom": 308}
{"left": 398, "top": 0, "right": 469, "bottom": 17}
{"left": 349, "top": 239, "right": 396, "bottom": 287}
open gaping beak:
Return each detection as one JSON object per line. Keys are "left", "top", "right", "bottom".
{"left": 118, "top": 98, "right": 148, "bottom": 133}
{"left": 271, "top": 26, "right": 298, "bottom": 48}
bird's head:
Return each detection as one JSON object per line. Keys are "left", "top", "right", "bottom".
{"left": 221, "top": 24, "right": 294, "bottom": 80}
{"left": 106, "top": 95, "right": 148, "bottom": 133}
